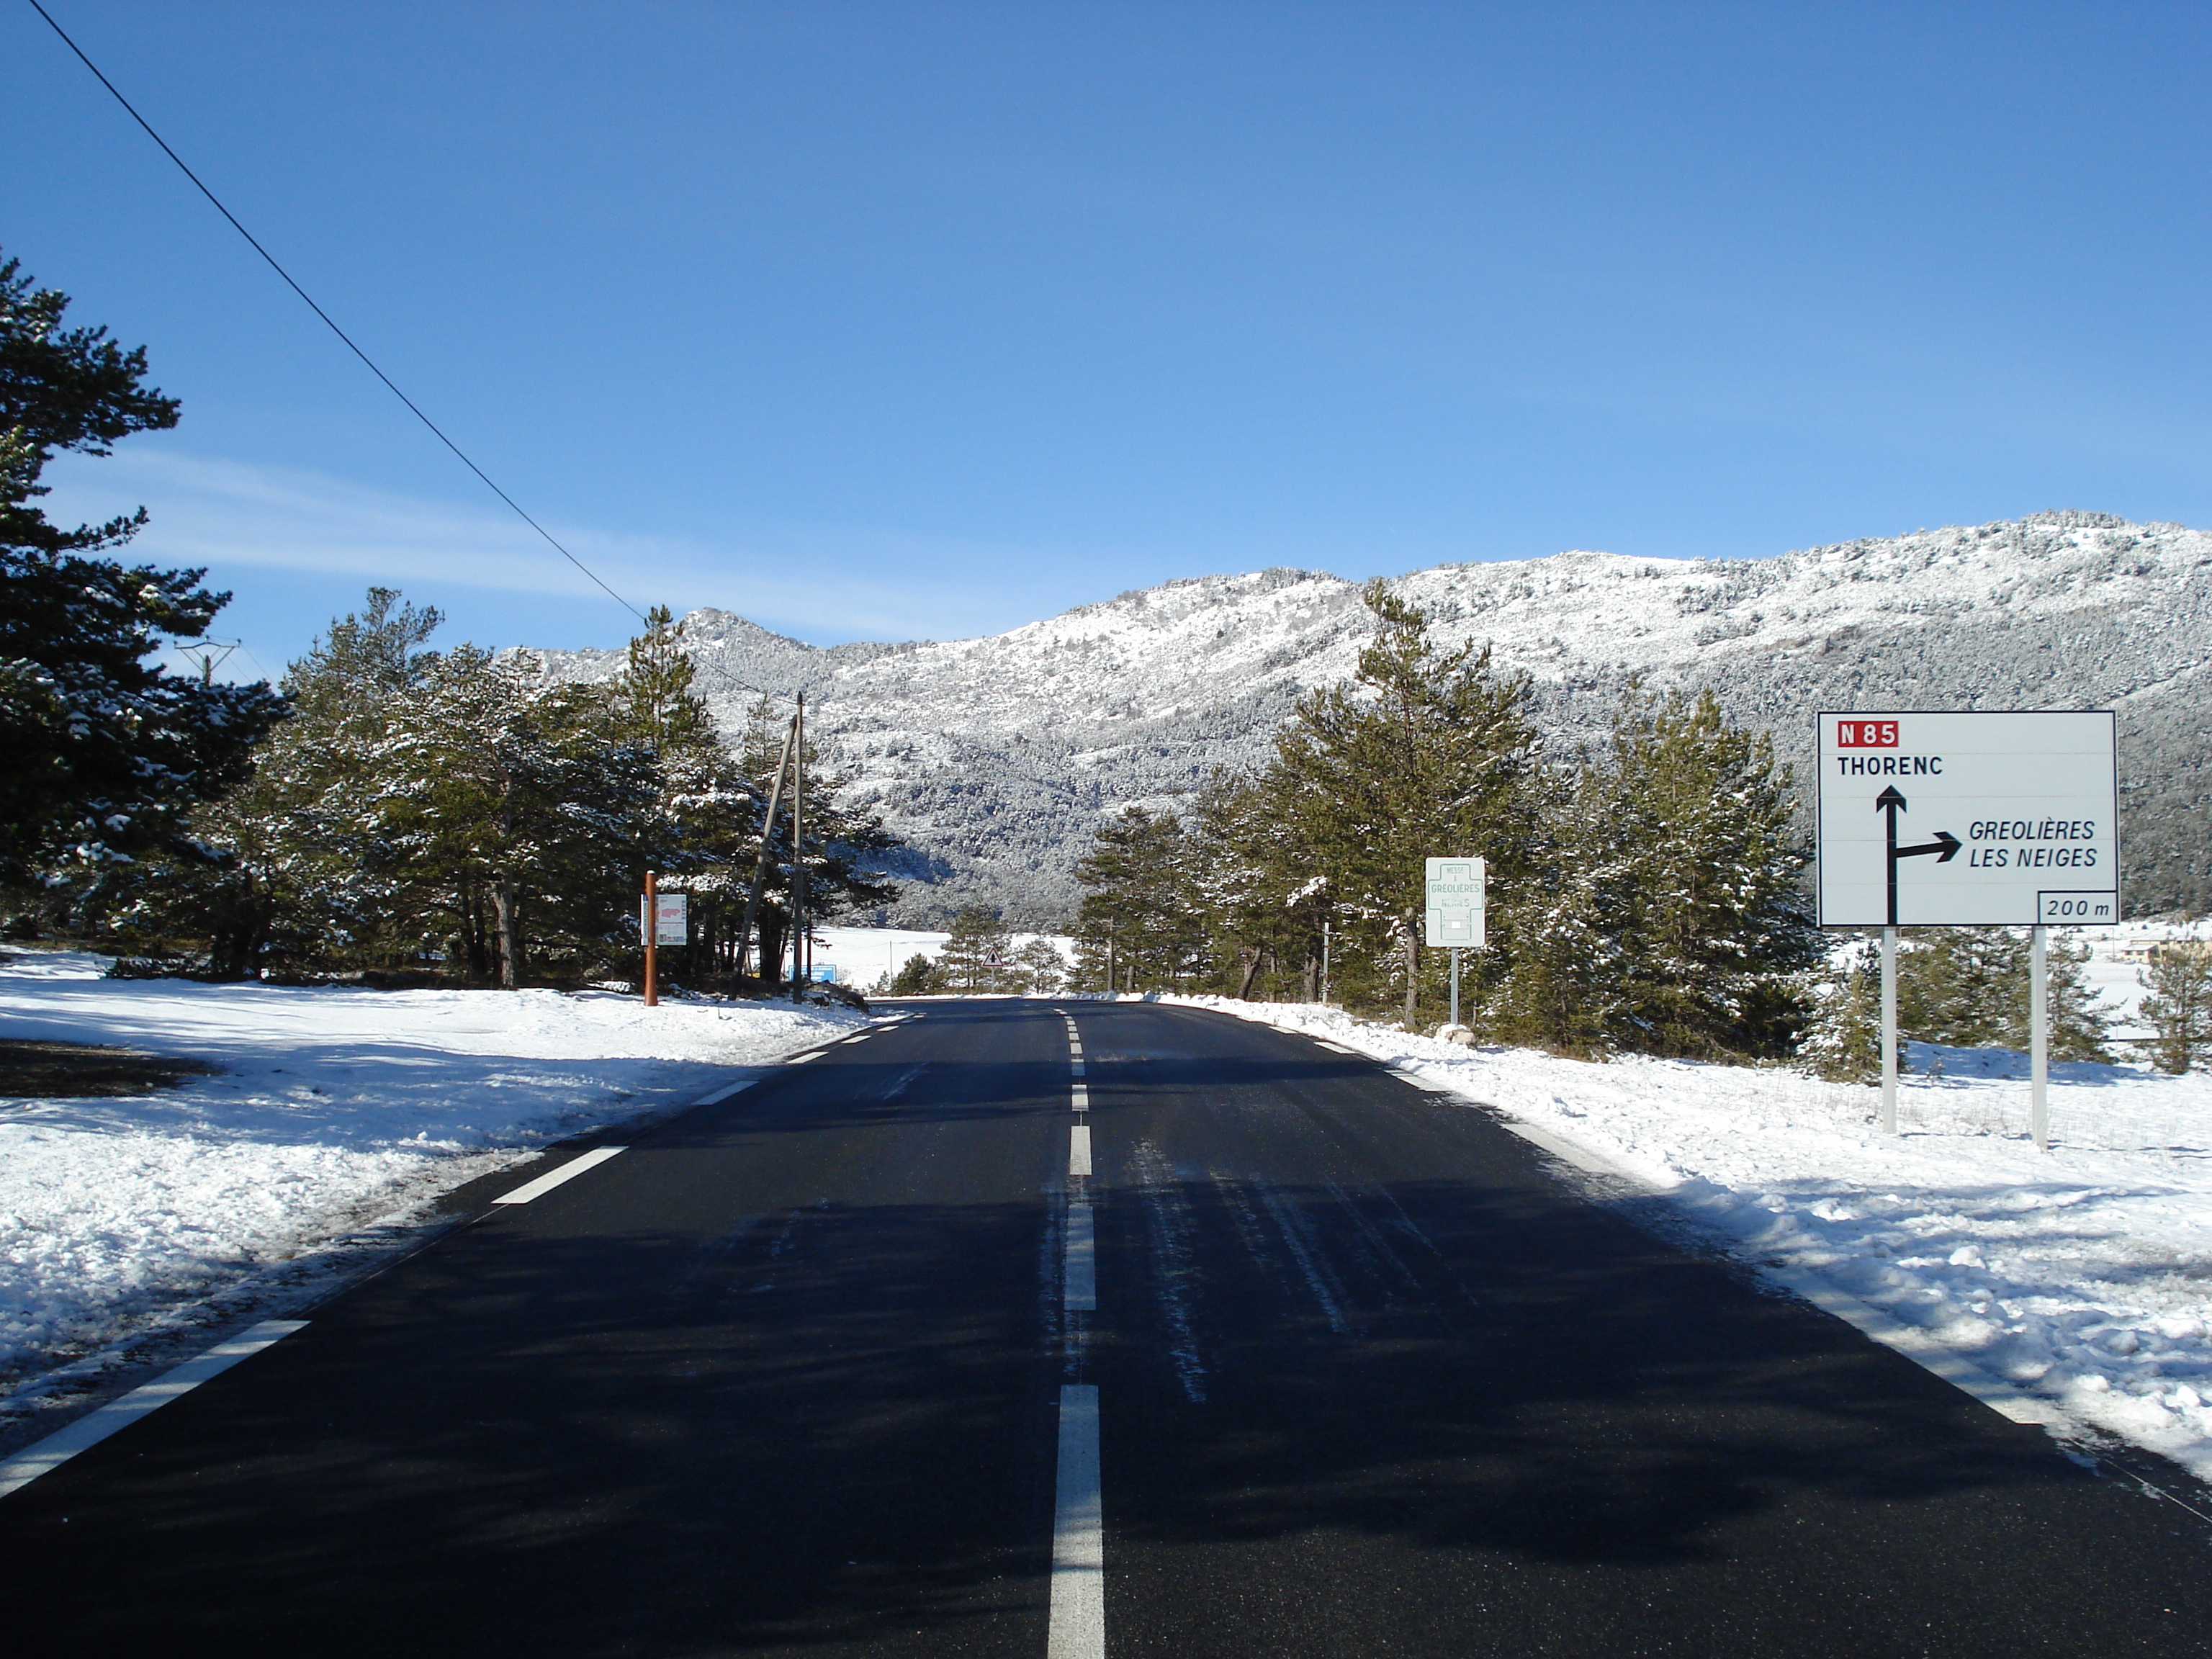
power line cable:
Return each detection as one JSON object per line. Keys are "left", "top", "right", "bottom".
{"left": 27, "top": 0, "right": 647, "bottom": 624}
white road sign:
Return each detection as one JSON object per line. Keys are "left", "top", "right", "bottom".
{"left": 652, "top": 893, "right": 689, "bottom": 945}
{"left": 1424, "top": 857, "right": 1487, "bottom": 948}
{"left": 1816, "top": 711, "right": 2117, "bottom": 927}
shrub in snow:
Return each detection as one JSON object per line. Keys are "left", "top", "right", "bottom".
{"left": 877, "top": 952, "right": 948, "bottom": 995}
{"left": 2142, "top": 943, "right": 2212, "bottom": 1074}
{"left": 1896, "top": 927, "right": 2110, "bottom": 1061}
{"left": 1797, "top": 940, "right": 1881, "bottom": 1083}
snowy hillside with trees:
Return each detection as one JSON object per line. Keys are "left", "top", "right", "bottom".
{"left": 536, "top": 511, "right": 2212, "bottom": 925}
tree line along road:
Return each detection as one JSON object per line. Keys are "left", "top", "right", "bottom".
{"left": 1, "top": 999, "right": 2206, "bottom": 1657}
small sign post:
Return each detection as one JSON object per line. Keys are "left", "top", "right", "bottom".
{"left": 639, "top": 875, "right": 689, "bottom": 1009}
{"left": 1817, "top": 711, "right": 2118, "bottom": 1148}
{"left": 1424, "top": 858, "right": 1488, "bottom": 1028}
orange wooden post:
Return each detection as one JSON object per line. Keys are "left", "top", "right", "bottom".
{"left": 644, "top": 869, "right": 659, "bottom": 1007}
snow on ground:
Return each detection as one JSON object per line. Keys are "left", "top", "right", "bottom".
{"left": 810, "top": 925, "right": 1077, "bottom": 989}
{"left": 811, "top": 927, "right": 951, "bottom": 988}
{"left": 1164, "top": 993, "right": 2212, "bottom": 1484}
{"left": 2075, "top": 918, "right": 2212, "bottom": 1043}
{"left": 0, "top": 949, "right": 865, "bottom": 1396}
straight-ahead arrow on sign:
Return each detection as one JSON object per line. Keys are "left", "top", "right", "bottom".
{"left": 1874, "top": 785, "right": 1961, "bottom": 926}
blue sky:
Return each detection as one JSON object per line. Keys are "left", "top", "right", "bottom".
{"left": 5, "top": 1, "right": 2208, "bottom": 677}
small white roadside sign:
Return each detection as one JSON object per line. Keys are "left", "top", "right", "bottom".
{"left": 1424, "top": 857, "right": 1486, "bottom": 948}
{"left": 652, "top": 893, "right": 689, "bottom": 945}
{"left": 1816, "top": 711, "right": 2118, "bottom": 928}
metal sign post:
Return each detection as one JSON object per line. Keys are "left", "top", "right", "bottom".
{"left": 1879, "top": 925, "right": 1898, "bottom": 1136}
{"left": 1424, "top": 858, "right": 1486, "bottom": 1028}
{"left": 2031, "top": 925, "right": 2049, "bottom": 1151}
{"left": 1817, "top": 711, "right": 2118, "bottom": 1145}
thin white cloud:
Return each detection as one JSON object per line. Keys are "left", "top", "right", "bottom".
{"left": 32, "top": 449, "right": 1103, "bottom": 644}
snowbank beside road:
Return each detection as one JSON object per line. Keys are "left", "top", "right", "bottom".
{"left": 0, "top": 951, "right": 863, "bottom": 1395}
{"left": 1166, "top": 994, "right": 2212, "bottom": 1484}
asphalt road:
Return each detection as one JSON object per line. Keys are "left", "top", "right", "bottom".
{"left": 2, "top": 998, "right": 2207, "bottom": 1657}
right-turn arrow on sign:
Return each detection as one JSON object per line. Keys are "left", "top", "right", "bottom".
{"left": 1817, "top": 711, "right": 2118, "bottom": 927}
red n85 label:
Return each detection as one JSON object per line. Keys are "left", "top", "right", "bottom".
{"left": 1836, "top": 719, "right": 1899, "bottom": 749}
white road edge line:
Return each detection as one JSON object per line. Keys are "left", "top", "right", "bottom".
{"left": 1069, "top": 1124, "right": 1092, "bottom": 1178}
{"left": 1048, "top": 1383, "right": 1105, "bottom": 1659}
{"left": 491, "top": 1146, "right": 626, "bottom": 1205}
{"left": 0, "top": 1320, "right": 309, "bottom": 1501}
{"left": 695, "top": 1079, "right": 756, "bottom": 1106}
{"left": 1064, "top": 1202, "right": 1097, "bottom": 1310}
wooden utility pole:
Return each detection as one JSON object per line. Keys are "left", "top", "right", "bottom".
{"left": 791, "top": 691, "right": 806, "bottom": 1002}
{"left": 643, "top": 868, "right": 660, "bottom": 1007}
{"left": 736, "top": 716, "right": 797, "bottom": 981}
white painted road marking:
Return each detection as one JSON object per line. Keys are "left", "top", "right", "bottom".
{"left": 492, "top": 1146, "right": 626, "bottom": 1205}
{"left": 1064, "top": 1202, "right": 1097, "bottom": 1310}
{"left": 695, "top": 1079, "right": 756, "bottom": 1106}
{"left": 1069, "top": 1124, "right": 1092, "bottom": 1178}
{"left": 1048, "top": 1384, "right": 1105, "bottom": 1659}
{"left": 1071, "top": 1085, "right": 1089, "bottom": 1111}
{"left": 0, "top": 1320, "right": 308, "bottom": 1501}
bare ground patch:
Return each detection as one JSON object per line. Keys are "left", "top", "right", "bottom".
{"left": 0, "top": 1038, "right": 218, "bottom": 1098}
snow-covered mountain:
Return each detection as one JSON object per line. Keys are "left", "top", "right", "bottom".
{"left": 535, "top": 511, "right": 2212, "bottom": 925}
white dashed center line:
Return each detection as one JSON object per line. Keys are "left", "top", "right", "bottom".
{"left": 1051, "top": 1012, "right": 1106, "bottom": 1659}
{"left": 0, "top": 1320, "right": 308, "bottom": 1501}
{"left": 492, "top": 1146, "right": 625, "bottom": 1205}
{"left": 1048, "top": 1383, "right": 1105, "bottom": 1659}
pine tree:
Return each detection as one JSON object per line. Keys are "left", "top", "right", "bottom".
{"left": 1014, "top": 937, "right": 1066, "bottom": 994}
{"left": 1264, "top": 580, "right": 1539, "bottom": 1026}
{"left": 938, "top": 904, "right": 1017, "bottom": 992}
{"left": 884, "top": 952, "right": 946, "bottom": 995}
{"left": 609, "top": 606, "right": 721, "bottom": 760}
{"left": 1184, "top": 768, "right": 1330, "bottom": 1002}
{"left": 1485, "top": 765, "right": 1625, "bottom": 1056}
{"left": 1797, "top": 938, "right": 1882, "bottom": 1084}
{"left": 607, "top": 607, "right": 758, "bottom": 981}
{"left": 47, "top": 588, "right": 439, "bottom": 975}
{"left": 372, "top": 647, "right": 655, "bottom": 987}
{"left": 1, "top": 253, "right": 282, "bottom": 893}
{"left": 2041, "top": 935, "right": 2114, "bottom": 1062}
{"left": 1075, "top": 806, "right": 1197, "bottom": 991}
{"left": 2140, "top": 943, "right": 2212, "bottom": 1074}
{"left": 1583, "top": 687, "right": 1820, "bottom": 1058}
{"left": 1897, "top": 927, "right": 2110, "bottom": 1061}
